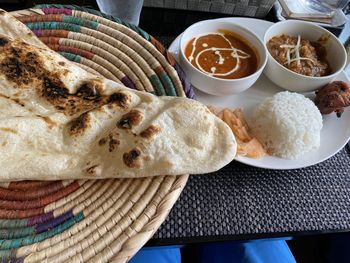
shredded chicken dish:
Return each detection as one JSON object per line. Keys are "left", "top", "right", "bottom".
{"left": 267, "top": 34, "right": 331, "bottom": 77}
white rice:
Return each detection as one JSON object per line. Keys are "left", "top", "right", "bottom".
{"left": 250, "top": 91, "right": 323, "bottom": 159}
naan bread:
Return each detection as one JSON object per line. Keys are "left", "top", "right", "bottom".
{"left": 0, "top": 10, "right": 236, "bottom": 181}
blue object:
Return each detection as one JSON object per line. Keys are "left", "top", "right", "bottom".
{"left": 197, "top": 240, "right": 296, "bottom": 263}
{"left": 130, "top": 240, "right": 295, "bottom": 263}
{"left": 130, "top": 246, "right": 181, "bottom": 263}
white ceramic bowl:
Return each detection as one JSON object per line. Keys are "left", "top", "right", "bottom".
{"left": 179, "top": 20, "right": 267, "bottom": 96}
{"left": 264, "top": 20, "right": 347, "bottom": 93}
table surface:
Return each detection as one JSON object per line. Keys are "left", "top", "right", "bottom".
{"left": 151, "top": 146, "right": 350, "bottom": 246}
{"left": 146, "top": 15, "right": 350, "bottom": 246}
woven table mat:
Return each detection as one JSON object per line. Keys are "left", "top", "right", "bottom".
{"left": 2, "top": 5, "right": 192, "bottom": 263}
{"left": 154, "top": 142, "right": 350, "bottom": 244}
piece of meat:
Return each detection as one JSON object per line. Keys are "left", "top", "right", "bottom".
{"left": 314, "top": 81, "right": 350, "bottom": 117}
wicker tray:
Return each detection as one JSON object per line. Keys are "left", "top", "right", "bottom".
{"left": 1, "top": 5, "right": 193, "bottom": 262}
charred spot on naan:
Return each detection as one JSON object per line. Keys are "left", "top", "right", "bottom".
{"left": 98, "top": 138, "right": 107, "bottom": 146}
{"left": 140, "top": 125, "right": 161, "bottom": 139}
{"left": 108, "top": 134, "right": 120, "bottom": 152}
{"left": 76, "top": 81, "right": 102, "bottom": 101}
{"left": 109, "top": 138, "right": 120, "bottom": 152}
{"left": 108, "top": 92, "right": 130, "bottom": 109}
{"left": 86, "top": 165, "right": 99, "bottom": 176}
{"left": 0, "top": 36, "right": 8, "bottom": 47}
{"left": 97, "top": 134, "right": 120, "bottom": 152}
{"left": 1, "top": 56, "right": 27, "bottom": 84}
{"left": 123, "top": 148, "right": 142, "bottom": 168}
{"left": 69, "top": 113, "right": 91, "bottom": 136}
{"left": 42, "top": 77, "right": 69, "bottom": 100}
{"left": 0, "top": 43, "right": 40, "bottom": 86}
{"left": 12, "top": 98, "right": 25, "bottom": 107}
{"left": 117, "top": 110, "right": 143, "bottom": 129}
{"left": 42, "top": 78, "right": 106, "bottom": 116}
{"left": 0, "top": 40, "right": 117, "bottom": 115}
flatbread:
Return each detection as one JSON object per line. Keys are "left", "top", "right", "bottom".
{"left": 0, "top": 10, "right": 236, "bottom": 181}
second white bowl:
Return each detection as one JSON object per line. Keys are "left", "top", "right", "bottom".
{"left": 263, "top": 20, "right": 347, "bottom": 93}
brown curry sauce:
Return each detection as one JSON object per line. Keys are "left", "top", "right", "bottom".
{"left": 184, "top": 30, "right": 259, "bottom": 79}
{"left": 267, "top": 34, "right": 331, "bottom": 77}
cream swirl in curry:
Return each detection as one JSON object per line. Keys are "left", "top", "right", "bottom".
{"left": 184, "top": 30, "right": 259, "bottom": 79}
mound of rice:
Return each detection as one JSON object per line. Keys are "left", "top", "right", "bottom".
{"left": 250, "top": 91, "right": 323, "bottom": 159}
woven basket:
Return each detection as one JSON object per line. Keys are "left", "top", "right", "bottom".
{"left": 2, "top": 5, "right": 193, "bottom": 262}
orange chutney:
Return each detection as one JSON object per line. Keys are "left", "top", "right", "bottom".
{"left": 184, "top": 30, "right": 259, "bottom": 79}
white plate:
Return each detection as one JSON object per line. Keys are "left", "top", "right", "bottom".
{"left": 169, "top": 17, "right": 350, "bottom": 170}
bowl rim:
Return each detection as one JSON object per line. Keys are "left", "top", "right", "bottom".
{"left": 179, "top": 19, "right": 268, "bottom": 83}
{"left": 263, "top": 19, "right": 347, "bottom": 80}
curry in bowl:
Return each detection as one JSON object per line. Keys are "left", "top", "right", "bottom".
{"left": 184, "top": 30, "right": 259, "bottom": 79}
{"left": 267, "top": 34, "right": 331, "bottom": 77}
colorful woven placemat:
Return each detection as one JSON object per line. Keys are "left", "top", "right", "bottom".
{"left": 3, "top": 5, "right": 192, "bottom": 262}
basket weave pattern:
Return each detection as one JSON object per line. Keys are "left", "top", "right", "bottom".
{"left": 1, "top": 5, "right": 192, "bottom": 262}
